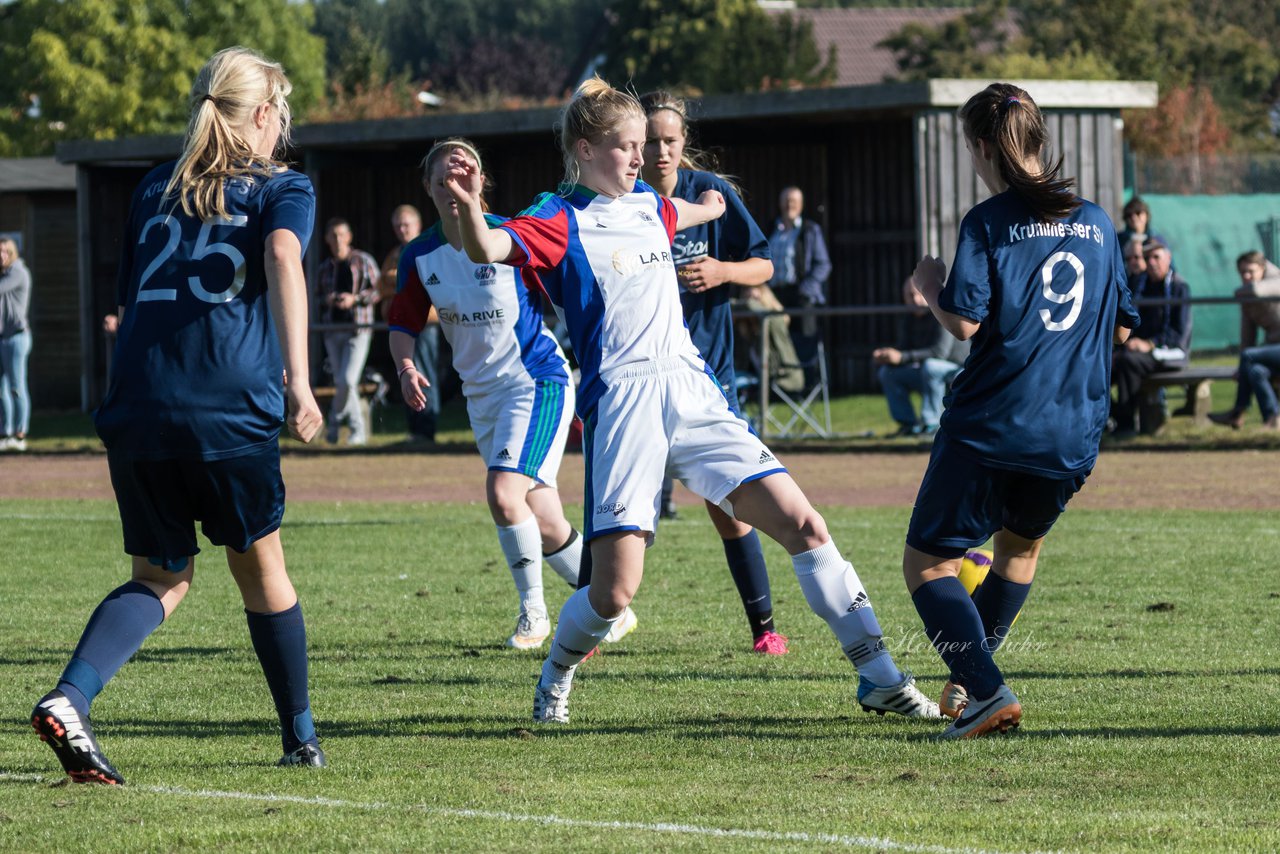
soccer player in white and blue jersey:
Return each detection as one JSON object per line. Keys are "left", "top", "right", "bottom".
{"left": 449, "top": 77, "right": 939, "bottom": 725}
{"left": 635, "top": 90, "right": 790, "bottom": 656}
{"left": 388, "top": 138, "right": 595, "bottom": 651}
{"left": 31, "top": 48, "right": 327, "bottom": 783}
{"left": 905, "top": 83, "right": 1141, "bottom": 739}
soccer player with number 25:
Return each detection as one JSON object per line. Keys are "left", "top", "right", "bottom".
{"left": 31, "top": 47, "right": 326, "bottom": 783}
{"left": 904, "top": 83, "right": 1140, "bottom": 739}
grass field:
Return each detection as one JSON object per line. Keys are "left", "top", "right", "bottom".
{"left": 2, "top": 495, "right": 1278, "bottom": 852}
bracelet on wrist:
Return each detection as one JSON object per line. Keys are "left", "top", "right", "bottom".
{"left": 397, "top": 363, "right": 415, "bottom": 378}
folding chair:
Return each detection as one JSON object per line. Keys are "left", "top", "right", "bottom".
{"left": 763, "top": 337, "right": 833, "bottom": 439}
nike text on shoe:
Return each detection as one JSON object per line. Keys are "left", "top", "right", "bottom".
{"left": 31, "top": 690, "right": 125, "bottom": 785}
{"left": 278, "top": 742, "right": 327, "bottom": 767}
{"left": 752, "top": 630, "right": 790, "bottom": 655}
{"left": 937, "top": 684, "right": 1021, "bottom": 740}
{"left": 533, "top": 680, "right": 570, "bottom": 724}
{"left": 602, "top": 606, "right": 638, "bottom": 644}
{"left": 939, "top": 680, "right": 969, "bottom": 719}
{"left": 856, "top": 670, "right": 943, "bottom": 719}
{"left": 507, "top": 611, "right": 552, "bottom": 650}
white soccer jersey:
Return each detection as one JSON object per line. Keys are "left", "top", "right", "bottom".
{"left": 498, "top": 181, "right": 707, "bottom": 414}
{"left": 388, "top": 217, "right": 569, "bottom": 399}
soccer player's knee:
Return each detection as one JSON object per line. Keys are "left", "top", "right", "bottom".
{"left": 791, "top": 508, "right": 828, "bottom": 550}
{"left": 587, "top": 585, "right": 632, "bottom": 619}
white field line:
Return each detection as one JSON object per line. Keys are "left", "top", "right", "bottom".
{"left": 0, "top": 772, "right": 1037, "bottom": 854}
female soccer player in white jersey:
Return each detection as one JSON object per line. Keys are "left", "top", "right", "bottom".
{"left": 635, "top": 90, "right": 788, "bottom": 655}
{"left": 905, "top": 83, "right": 1140, "bottom": 739}
{"left": 388, "top": 138, "right": 605, "bottom": 650}
{"left": 447, "top": 77, "right": 939, "bottom": 724}
{"left": 31, "top": 47, "right": 327, "bottom": 783}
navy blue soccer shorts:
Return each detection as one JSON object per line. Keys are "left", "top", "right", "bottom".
{"left": 906, "top": 429, "right": 1087, "bottom": 559}
{"left": 107, "top": 443, "right": 286, "bottom": 567}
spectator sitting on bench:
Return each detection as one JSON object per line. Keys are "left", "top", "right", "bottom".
{"left": 1209, "top": 250, "right": 1280, "bottom": 431}
{"left": 872, "top": 277, "right": 970, "bottom": 437}
{"left": 1111, "top": 236, "right": 1191, "bottom": 436}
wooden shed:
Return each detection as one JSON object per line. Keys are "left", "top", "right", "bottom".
{"left": 57, "top": 78, "right": 1156, "bottom": 409}
{"left": 0, "top": 158, "right": 79, "bottom": 409}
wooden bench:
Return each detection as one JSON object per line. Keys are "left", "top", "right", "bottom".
{"left": 1138, "top": 366, "right": 1236, "bottom": 433}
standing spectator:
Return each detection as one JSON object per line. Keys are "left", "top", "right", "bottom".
{"left": 873, "top": 277, "right": 970, "bottom": 437}
{"left": 1111, "top": 236, "right": 1192, "bottom": 435}
{"left": 381, "top": 204, "right": 439, "bottom": 441}
{"left": 766, "top": 186, "right": 830, "bottom": 362}
{"left": 1209, "top": 250, "right": 1280, "bottom": 430}
{"left": 1117, "top": 196, "right": 1162, "bottom": 248}
{"left": 315, "top": 217, "right": 380, "bottom": 445}
{"left": 0, "top": 236, "right": 32, "bottom": 452}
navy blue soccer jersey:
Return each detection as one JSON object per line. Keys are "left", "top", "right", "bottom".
{"left": 670, "top": 170, "right": 771, "bottom": 385}
{"left": 938, "top": 192, "right": 1140, "bottom": 476}
{"left": 95, "top": 162, "right": 315, "bottom": 460}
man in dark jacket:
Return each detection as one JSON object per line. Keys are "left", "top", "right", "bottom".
{"left": 766, "top": 187, "right": 831, "bottom": 363}
{"left": 873, "top": 278, "right": 971, "bottom": 436}
{"left": 1111, "top": 236, "right": 1192, "bottom": 435}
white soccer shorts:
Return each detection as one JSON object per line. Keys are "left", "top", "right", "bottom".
{"left": 469, "top": 378, "right": 574, "bottom": 489}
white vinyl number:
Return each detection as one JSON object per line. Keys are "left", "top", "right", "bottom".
{"left": 1038, "top": 251, "right": 1084, "bottom": 332}
{"left": 135, "top": 214, "right": 249, "bottom": 304}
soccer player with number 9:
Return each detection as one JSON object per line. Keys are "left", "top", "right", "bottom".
{"left": 904, "top": 83, "right": 1140, "bottom": 739}
{"left": 31, "top": 47, "right": 326, "bottom": 783}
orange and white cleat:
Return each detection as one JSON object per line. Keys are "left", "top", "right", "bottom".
{"left": 937, "top": 684, "right": 1021, "bottom": 739}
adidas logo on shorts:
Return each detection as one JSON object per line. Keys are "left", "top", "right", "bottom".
{"left": 847, "top": 591, "right": 869, "bottom": 613}
{"left": 496, "top": 448, "right": 511, "bottom": 461}
{"left": 758, "top": 450, "right": 775, "bottom": 464}
{"left": 426, "top": 273, "right": 441, "bottom": 286}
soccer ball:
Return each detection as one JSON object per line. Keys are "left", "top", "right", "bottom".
{"left": 956, "top": 548, "right": 994, "bottom": 595}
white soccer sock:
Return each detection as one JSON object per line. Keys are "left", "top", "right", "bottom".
{"left": 496, "top": 515, "right": 545, "bottom": 616}
{"left": 792, "top": 540, "right": 902, "bottom": 687}
{"left": 543, "top": 529, "right": 583, "bottom": 588}
{"left": 539, "top": 587, "right": 617, "bottom": 691}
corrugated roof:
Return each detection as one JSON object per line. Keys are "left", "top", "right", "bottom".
{"left": 770, "top": 6, "right": 1017, "bottom": 87}
{"left": 0, "top": 157, "right": 76, "bottom": 193}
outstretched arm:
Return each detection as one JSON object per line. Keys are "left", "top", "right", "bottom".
{"left": 670, "top": 189, "right": 726, "bottom": 230}
{"left": 913, "top": 256, "right": 981, "bottom": 341}
{"left": 446, "top": 152, "right": 516, "bottom": 264}
{"left": 265, "top": 229, "right": 323, "bottom": 443}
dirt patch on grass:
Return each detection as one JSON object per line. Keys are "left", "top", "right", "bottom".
{"left": 2, "top": 447, "right": 1274, "bottom": 510}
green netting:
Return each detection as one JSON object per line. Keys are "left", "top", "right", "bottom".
{"left": 1138, "top": 193, "right": 1280, "bottom": 351}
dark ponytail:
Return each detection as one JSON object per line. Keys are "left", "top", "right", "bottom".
{"left": 958, "top": 83, "right": 1079, "bottom": 222}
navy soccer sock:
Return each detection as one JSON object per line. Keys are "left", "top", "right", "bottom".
{"left": 577, "top": 542, "right": 593, "bottom": 590}
{"left": 723, "top": 530, "right": 775, "bottom": 638}
{"left": 972, "top": 571, "right": 1032, "bottom": 653}
{"left": 56, "top": 581, "right": 165, "bottom": 716}
{"left": 245, "top": 602, "right": 316, "bottom": 754}
{"left": 912, "top": 576, "right": 1004, "bottom": 701}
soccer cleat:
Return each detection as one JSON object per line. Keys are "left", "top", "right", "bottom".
{"left": 31, "top": 691, "right": 125, "bottom": 785}
{"left": 752, "top": 630, "right": 790, "bottom": 655}
{"left": 939, "top": 680, "right": 969, "bottom": 719}
{"left": 278, "top": 742, "right": 327, "bottom": 767}
{"left": 602, "top": 606, "right": 638, "bottom": 644}
{"left": 857, "top": 670, "right": 943, "bottom": 719}
{"left": 507, "top": 611, "right": 551, "bottom": 650}
{"left": 937, "top": 684, "right": 1022, "bottom": 740}
{"left": 532, "top": 680, "right": 570, "bottom": 724}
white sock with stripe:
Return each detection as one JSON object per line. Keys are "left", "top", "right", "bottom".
{"left": 791, "top": 540, "right": 902, "bottom": 687}
{"left": 539, "top": 587, "right": 616, "bottom": 691}
{"left": 543, "top": 529, "right": 582, "bottom": 587}
{"left": 496, "top": 515, "right": 546, "bottom": 617}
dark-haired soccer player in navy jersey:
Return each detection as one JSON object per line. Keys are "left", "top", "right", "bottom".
{"left": 904, "top": 83, "right": 1140, "bottom": 739}
{"left": 30, "top": 47, "right": 326, "bottom": 783}
{"left": 631, "top": 90, "right": 792, "bottom": 656}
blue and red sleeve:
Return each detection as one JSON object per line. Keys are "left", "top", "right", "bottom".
{"left": 387, "top": 248, "right": 433, "bottom": 336}
{"left": 658, "top": 196, "right": 678, "bottom": 243}
{"left": 498, "top": 206, "right": 570, "bottom": 272}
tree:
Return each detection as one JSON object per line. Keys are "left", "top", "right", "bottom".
{"left": 0, "top": 0, "right": 324, "bottom": 157}
{"left": 599, "top": 0, "right": 835, "bottom": 94}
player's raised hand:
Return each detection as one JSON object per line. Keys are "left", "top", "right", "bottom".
{"left": 695, "top": 188, "right": 726, "bottom": 220}
{"left": 444, "top": 151, "right": 483, "bottom": 205}
{"left": 912, "top": 256, "right": 947, "bottom": 298}
{"left": 399, "top": 366, "right": 431, "bottom": 412}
